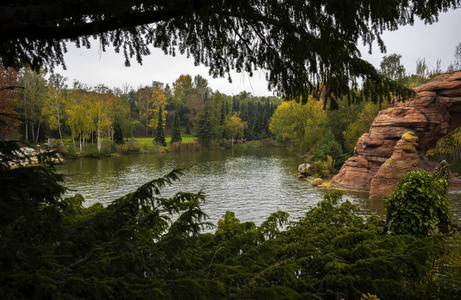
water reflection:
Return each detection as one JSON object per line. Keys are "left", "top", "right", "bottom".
{"left": 57, "top": 148, "right": 461, "bottom": 227}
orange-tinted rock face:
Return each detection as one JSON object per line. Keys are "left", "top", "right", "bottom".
{"left": 333, "top": 71, "right": 461, "bottom": 198}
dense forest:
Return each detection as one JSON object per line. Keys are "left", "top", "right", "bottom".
{"left": 0, "top": 69, "right": 280, "bottom": 152}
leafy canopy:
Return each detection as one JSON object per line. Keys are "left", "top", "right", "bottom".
{"left": 1, "top": 0, "right": 459, "bottom": 101}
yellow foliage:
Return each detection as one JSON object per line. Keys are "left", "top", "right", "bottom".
{"left": 361, "top": 293, "right": 380, "bottom": 300}
{"left": 224, "top": 113, "right": 248, "bottom": 140}
{"left": 269, "top": 97, "right": 326, "bottom": 154}
{"left": 427, "top": 127, "right": 461, "bottom": 159}
{"left": 149, "top": 86, "right": 167, "bottom": 129}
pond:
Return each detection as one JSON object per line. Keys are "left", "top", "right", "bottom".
{"left": 56, "top": 148, "right": 461, "bottom": 227}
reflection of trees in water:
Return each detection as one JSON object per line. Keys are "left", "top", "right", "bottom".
{"left": 448, "top": 193, "right": 461, "bottom": 225}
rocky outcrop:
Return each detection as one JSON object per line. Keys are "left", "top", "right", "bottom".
{"left": 333, "top": 71, "right": 461, "bottom": 198}
{"left": 369, "top": 132, "right": 421, "bottom": 198}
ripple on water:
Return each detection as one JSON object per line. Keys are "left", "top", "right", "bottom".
{"left": 56, "top": 149, "right": 461, "bottom": 228}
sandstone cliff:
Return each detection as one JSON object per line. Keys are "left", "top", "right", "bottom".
{"left": 333, "top": 71, "right": 461, "bottom": 198}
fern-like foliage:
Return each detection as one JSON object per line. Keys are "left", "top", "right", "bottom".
{"left": 1, "top": 141, "right": 459, "bottom": 299}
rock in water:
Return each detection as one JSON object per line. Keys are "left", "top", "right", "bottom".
{"left": 298, "top": 163, "right": 312, "bottom": 176}
{"left": 312, "top": 178, "right": 324, "bottom": 187}
{"left": 333, "top": 71, "right": 461, "bottom": 198}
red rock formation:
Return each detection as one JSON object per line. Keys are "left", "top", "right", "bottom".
{"left": 333, "top": 71, "right": 461, "bottom": 198}
{"left": 369, "top": 132, "right": 421, "bottom": 199}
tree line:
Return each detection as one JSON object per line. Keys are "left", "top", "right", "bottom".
{"left": 0, "top": 67, "right": 281, "bottom": 152}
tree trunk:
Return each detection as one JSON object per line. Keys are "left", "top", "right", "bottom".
{"left": 56, "top": 107, "right": 64, "bottom": 147}
{"left": 79, "top": 133, "right": 82, "bottom": 153}
{"left": 97, "top": 110, "right": 101, "bottom": 153}
{"left": 31, "top": 121, "right": 36, "bottom": 144}
{"left": 25, "top": 119, "right": 29, "bottom": 142}
{"left": 35, "top": 122, "right": 41, "bottom": 144}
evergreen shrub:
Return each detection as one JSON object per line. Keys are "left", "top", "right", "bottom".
{"left": 1, "top": 141, "right": 459, "bottom": 299}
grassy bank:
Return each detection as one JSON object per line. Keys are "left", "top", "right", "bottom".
{"left": 56, "top": 136, "right": 284, "bottom": 158}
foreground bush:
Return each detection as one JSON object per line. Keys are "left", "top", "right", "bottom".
{"left": 0, "top": 141, "right": 459, "bottom": 299}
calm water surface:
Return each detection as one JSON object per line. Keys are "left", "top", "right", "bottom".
{"left": 56, "top": 148, "right": 461, "bottom": 227}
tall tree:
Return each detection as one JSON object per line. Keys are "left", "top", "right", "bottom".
{"left": 380, "top": 54, "right": 407, "bottom": 84}
{"left": 0, "top": 65, "right": 20, "bottom": 140}
{"left": 17, "top": 67, "right": 48, "bottom": 143}
{"left": 448, "top": 41, "right": 461, "bottom": 71}
{"left": 2, "top": 1, "right": 454, "bottom": 102}
{"left": 135, "top": 85, "right": 153, "bottom": 136}
{"left": 149, "top": 86, "right": 167, "bottom": 133}
{"left": 154, "top": 107, "right": 166, "bottom": 146}
{"left": 42, "top": 73, "right": 67, "bottom": 146}
{"left": 113, "top": 123, "right": 124, "bottom": 145}
{"left": 224, "top": 113, "right": 248, "bottom": 145}
{"left": 196, "top": 95, "right": 216, "bottom": 148}
{"left": 65, "top": 82, "right": 92, "bottom": 152}
{"left": 170, "top": 113, "right": 182, "bottom": 144}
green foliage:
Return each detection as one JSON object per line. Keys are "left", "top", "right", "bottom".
{"left": 270, "top": 98, "right": 327, "bottom": 154}
{"left": 116, "top": 140, "right": 168, "bottom": 154}
{"left": 113, "top": 123, "right": 124, "bottom": 144}
{"left": 4, "top": 0, "right": 451, "bottom": 101}
{"left": 310, "top": 128, "right": 348, "bottom": 170}
{"left": 314, "top": 155, "right": 336, "bottom": 178}
{"left": 196, "top": 99, "right": 217, "bottom": 148}
{"left": 427, "top": 127, "right": 461, "bottom": 170}
{"left": 81, "top": 140, "right": 116, "bottom": 158}
{"left": 154, "top": 107, "right": 167, "bottom": 146}
{"left": 431, "top": 229, "right": 461, "bottom": 298}
{"left": 385, "top": 169, "right": 450, "bottom": 237}
{"left": 380, "top": 54, "right": 407, "bottom": 84}
{"left": 3, "top": 142, "right": 460, "bottom": 299}
{"left": 343, "top": 102, "right": 385, "bottom": 153}
{"left": 116, "top": 140, "right": 145, "bottom": 154}
{"left": 170, "top": 112, "right": 182, "bottom": 144}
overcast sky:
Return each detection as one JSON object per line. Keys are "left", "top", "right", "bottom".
{"left": 54, "top": 8, "right": 461, "bottom": 96}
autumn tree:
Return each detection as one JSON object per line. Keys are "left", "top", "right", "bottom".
{"left": 17, "top": 67, "right": 48, "bottom": 143}
{"left": 0, "top": 65, "right": 20, "bottom": 140}
{"left": 91, "top": 86, "right": 114, "bottom": 153}
{"left": 109, "top": 92, "right": 134, "bottom": 140}
{"left": 149, "top": 85, "right": 167, "bottom": 134}
{"left": 270, "top": 98, "right": 327, "bottom": 154}
{"left": 135, "top": 85, "right": 155, "bottom": 136}
{"left": 224, "top": 113, "right": 248, "bottom": 145}
{"left": 42, "top": 73, "right": 67, "bottom": 146}
{"left": 172, "top": 75, "right": 194, "bottom": 128}
{"left": 65, "top": 82, "right": 92, "bottom": 152}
